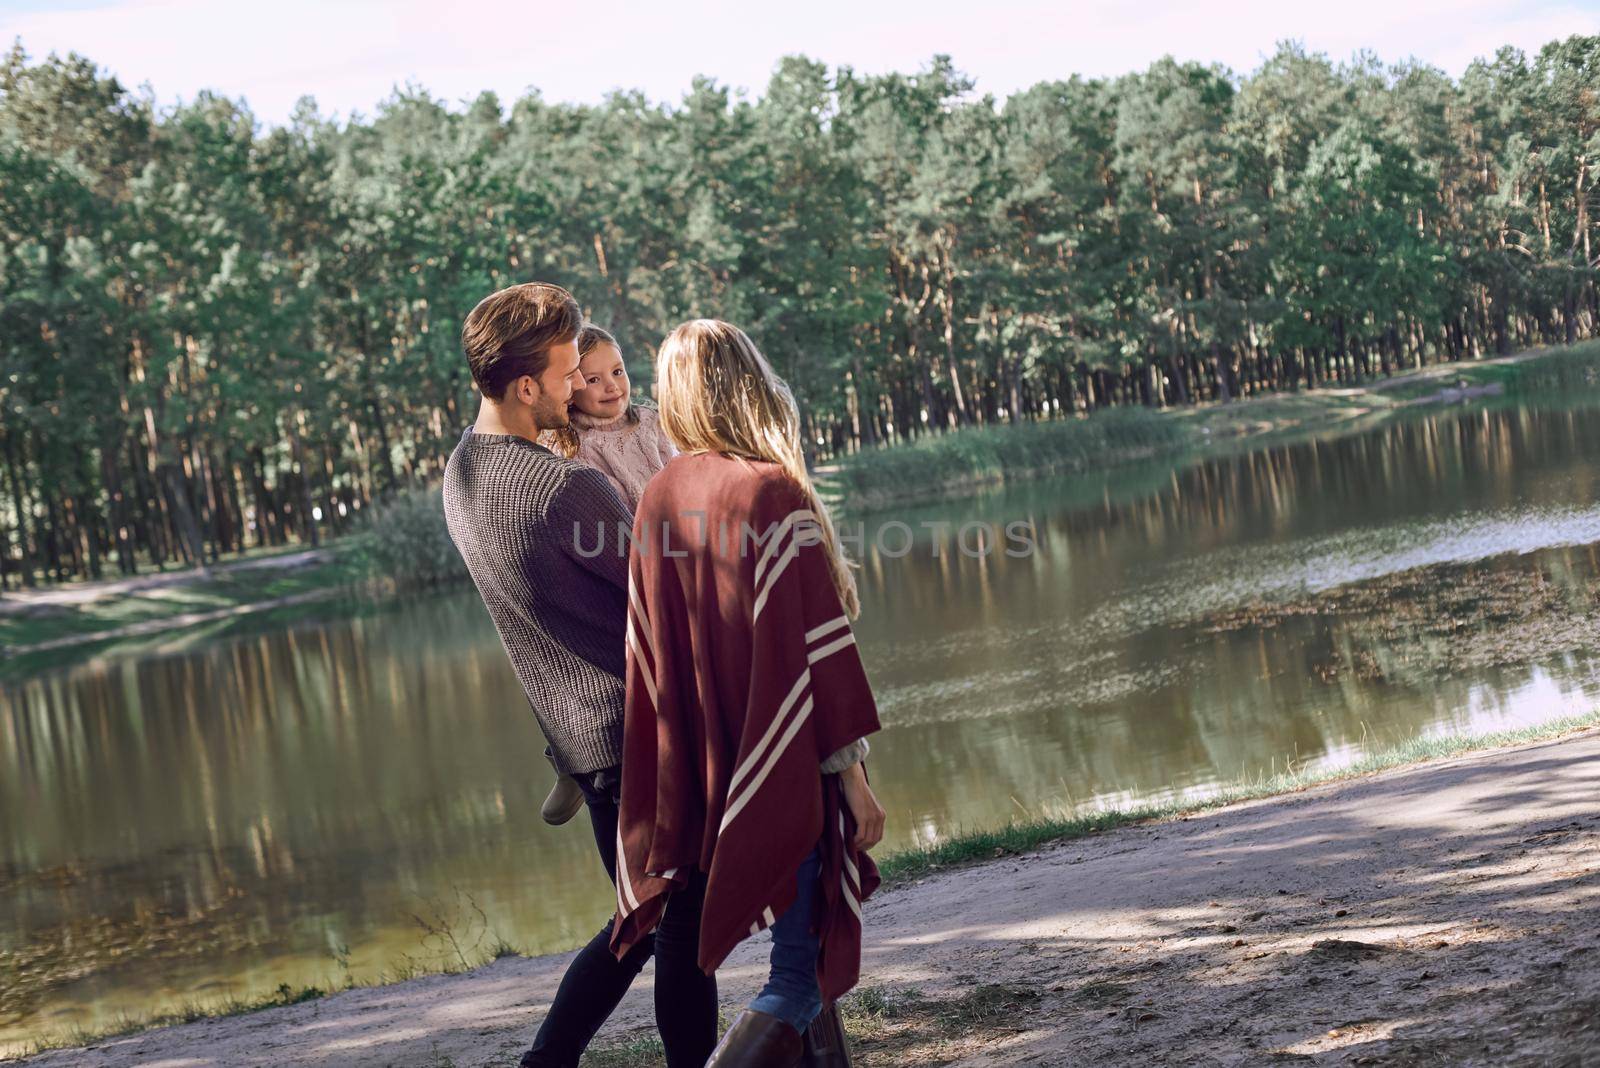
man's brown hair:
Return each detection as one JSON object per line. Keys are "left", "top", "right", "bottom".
{"left": 461, "top": 282, "right": 583, "bottom": 400}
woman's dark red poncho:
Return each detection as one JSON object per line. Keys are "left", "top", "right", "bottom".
{"left": 609, "top": 451, "right": 883, "bottom": 1001}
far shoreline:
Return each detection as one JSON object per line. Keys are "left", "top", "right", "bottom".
{"left": 820, "top": 341, "right": 1597, "bottom": 512}
{"left": 6, "top": 340, "right": 1598, "bottom": 667}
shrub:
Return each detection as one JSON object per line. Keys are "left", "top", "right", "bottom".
{"left": 1501, "top": 341, "right": 1600, "bottom": 394}
{"left": 355, "top": 485, "right": 467, "bottom": 590}
{"left": 831, "top": 406, "right": 1189, "bottom": 510}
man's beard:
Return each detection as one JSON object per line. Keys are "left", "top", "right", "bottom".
{"left": 533, "top": 395, "right": 571, "bottom": 432}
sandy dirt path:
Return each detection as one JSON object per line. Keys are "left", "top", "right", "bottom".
{"left": 0, "top": 550, "right": 330, "bottom": 616}
{"left": 1, "top": 550, "right": 339, "bottom": 658}
{"left": 19, "top": 728, "right": 1600, "bottom": 1068}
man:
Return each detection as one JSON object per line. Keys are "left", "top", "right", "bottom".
{"left": 441, "top": 282, "right": 717, "bottom": 1068}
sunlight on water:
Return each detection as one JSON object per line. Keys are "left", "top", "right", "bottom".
{"left": 1040, "top": 666, "right": 1600, "bottom": 820}
{"left": 1111, "top": 503, "right": 1600, "bottom": 630}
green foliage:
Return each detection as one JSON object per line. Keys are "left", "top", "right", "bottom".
{"left": 830, "top": 407, "right": 1188, "bottom": 509}
{"left": 351, "top": 486, "right": 465, "bottom": 591}
{"left": 1499, "top": 342, "right": 1600, "bottom": 393}
{"left": 5, "top": 37, "right": 1600, "bottom": 585}
{"left": 272, "top": 982, "right": 325, "bottom": 1006}
{"left": 580, "top": 1033, "right": 668, "bottom": 1068}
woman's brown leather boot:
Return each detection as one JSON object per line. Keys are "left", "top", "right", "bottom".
{"left": 704, "top": 1009, "right": 803, "bottom": 1067}
{"left": 801, "top": 1002, "right": 853, "bottom": 1067}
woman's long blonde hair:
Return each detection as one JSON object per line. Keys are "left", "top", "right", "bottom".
{"left": 655, "top": 319, "right": 860, "bottom": 618}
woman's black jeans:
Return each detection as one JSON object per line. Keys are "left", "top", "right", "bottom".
{"left": 519, "top": 767, "right": 717, "bottom": 1068}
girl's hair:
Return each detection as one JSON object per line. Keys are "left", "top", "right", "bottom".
{"left": 655, "top": 318, "right": 860, "bottom": 618}
{"left": 545, "top": 321, "right": 638, "bottom": 457}
{"left": 578, "top": 322, "right": 619, "bottom": 357}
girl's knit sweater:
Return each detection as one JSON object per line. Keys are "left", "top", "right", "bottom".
{"left": 569, "top": 406, "right": 676, "bottom": 513}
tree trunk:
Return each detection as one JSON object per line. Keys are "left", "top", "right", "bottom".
{"left": 852, "top": 357, "right": 878, "bottom": 448}
{"left": 1163, "top": 355, "right": 1189, "bottom": 405}
{"left": 286, "top": 418, "right": 321, "bottom": 547}
{"left": 157, "top": 457, "right": 206, "bottom": 568}
{"left": 2, "top": 429, "right": 36, "bottom": 587}
{"left": 1211, "top": 346, "right": 1233, "bottom": 403}
{"left": 99, "top": 440, "right": 138, "bottom": 575}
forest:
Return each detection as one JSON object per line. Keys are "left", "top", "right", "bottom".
{"left": 2, "top": 36, "right": 1599, "bottom": 585}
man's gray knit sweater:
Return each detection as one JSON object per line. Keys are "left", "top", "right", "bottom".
{"left": 443, "top": 426, "right": 631, "bottom": 774}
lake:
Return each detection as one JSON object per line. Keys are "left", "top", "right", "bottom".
{"left": 4, "top": 397, "right": 1600, "bottom": 1051}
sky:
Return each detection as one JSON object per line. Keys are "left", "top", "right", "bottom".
{"left": 2, "top": 0, "right": 1597, "bottom": 127}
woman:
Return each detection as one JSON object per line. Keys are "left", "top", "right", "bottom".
{"left": 609, "top": 320, "right": 888, "bottom": 1067}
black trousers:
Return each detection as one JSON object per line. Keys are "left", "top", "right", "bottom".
{"left": 520, "top": 767, "right": 717, "bottom": 1068}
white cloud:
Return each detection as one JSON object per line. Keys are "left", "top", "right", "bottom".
{"left": 2, "top": 0, "right": 1596, "bottom": 126}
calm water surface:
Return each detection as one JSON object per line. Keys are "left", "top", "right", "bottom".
{"left": 4, "top": 399, "right": 1600, "bottom": 1048}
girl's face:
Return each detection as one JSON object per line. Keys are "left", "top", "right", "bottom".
{"left": 569, "top": 343, "right": 630, "bottom": 418}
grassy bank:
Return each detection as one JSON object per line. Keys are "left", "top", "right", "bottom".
{"left": 6, "top": 941, "right": 522, "bottom": 1063}
{"left": 0, "top": 488, "right": 466, "bottom": 668}
{"left": 818, "top": 406, "right": 1190, "bottom": 511}
{"left": 876, "top": 708, "right": 1600, "bottom": 886}
{"left": 824, "top": 340, "right": 1600, "bottom": 512}
{"left": 0, "top": 549, "right": 367, "bottom": 653}
{"left": 10, "top": 709, "right": 1596, "bottom": 1063}
{"left": 1390, "top": 340, "right": 1600, "bottom": 397}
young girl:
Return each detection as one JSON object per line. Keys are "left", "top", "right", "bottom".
{"left": 544, "top": 323, "right": 676, "bottom": 513}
